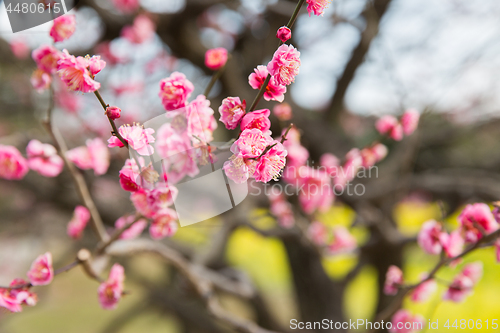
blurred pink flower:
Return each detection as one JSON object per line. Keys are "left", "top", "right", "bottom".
{"left": 131, "top": 189, "right": 154, "bottom": 218}
{"left": 254, "top": 142, "right": 287, "bottom": 183}
{"left": 0, "top": 145, "right": 29, "bottom": 180}
{"left": 248, "top": 65, "right": 287, "bottom": 102}
{"left": 401, "top": 109, "right": 420, "bottom": 135}
{"left": 389, "top": 309, "right": 425, "bottom": 333}
{"left": 273, "top": 103, "right": 292, "bottom": 121}
{"left": 320, "top": 153, "right": 340, "bottom": 177}
{"left": 308, "top": 221, "right": 329, "bottom": 245}
{"left": 306, "top": 0, "right": 331, "bottom": 16}
{"left": 111, "top": 0, "right": 139, "bottom": 13}
{"left": 27, "top": 252, "right": 54, "bottom": 286}
{"left": 115, "top": 215, "right": 147, "bottom": 240}
{"left": 296, "top": 166, "right": 333, "bottom": 214}
{"left": 328, "top": 226, "right": 356, "bottom": 254}
{"left": 267, "top": 44, "right": 300, "bottom": 86}
{"left": 106, "top": 106, "right": 121, "bottom": 120}
{"left": 10, "top": 40, "right": 29, "bottom": 59}
{"left": 205, "top": 48, "right": 228, "bottom": 70}
{"left": 30, "top": 69, "right": 51, "bottom": 92}
{"left": 186, "top": 94, "right": 217, "bottom": 142}
{"left": 269, "top": 194, "right": 295, "bottom": 228}
{"left": 439, "top": 230, "right": 464, "bottom": 258}
{"left": 32, "top": 45, "right": 61, "bottom": 73}
{"left": 240, "top": 109, "right": 271, "bottom": 132}
{"left": 458, "top": 203, "right": 498, "bottom": 243}
{"left": 384, "top": 265, "right": 403, "bottom": 295}
{"left": 26, "top": 139, "right": 63, "bottom": 177}
{"left": 147, "top": 185, "right": 178, "bottom": 216}
{"left": 88, "top": 55, "right": 106, "bottom": 76}
{"left": 159, "top": 71, "right": 194, "bottom": 111}
{"left": 443, "top": 274, "right": 474, "bottom": 303}
{"left": 150, "top": 210, "right": 178, "bottom": 240}
{"left": 218, "top": 97, "right": 246, "bottom": 130}
{"left": 410, "top": 275, "right": 437, "bottom": 302}
{"left": 461, "top": 261, "right": 483, "bottom": 284}
{"left": 50, "top": 15, "right": 76, "bottom": 43}
{"left": 54, "top": 88, "right": 82, "bottom": 114}
{"left": 57, "top": 50, "right": 101, "bottom": 93}
{"left": 276, "top": 26, "right": 291, "bottom": 43}
{"left": 108, "top": 124, "right": 155, "bottom": 156}
{"left": 121, "top": 14, "right": 155, "bottom": 44}
{"left": 0, "top": 288, "right": 23, "bottom": 312}
{"left": 98, "top": 264, "right": 124, "bottom": 310}
{"left": 119, "top": 158, "right": 143, "bottom": 192}
{"left": 376, "top": 115, "right": 403, "bottom": 141}
{"left": 8, "top": 278, "right": 37, "bottom": 307}
{"left": 67, "top": 138, "right": 110, "bottom": 175}
{"left": 334, "top": 148, "right": 363, "bottom": 186}
{"left": 67, "top": 205, "right": 91, "bottom": 239}
{"left": 360, "top": 143, "right": 388, "bottom": 168}
{"left": 417, "top": 220, "right": 444, "bottom": 255}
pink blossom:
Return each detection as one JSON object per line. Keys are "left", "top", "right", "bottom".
{"left": 328, "top": 226, "right": 357, "bottom": 254}
{"left": 131, "top": 189, "right": 154, "bottom": 218}
{"left": 88, "top": 55, "right": 106, "bottom": 76}
{"left": 248, "top": 65, "right": 287, "bottom": 102}
{"left": 360, "top": 143, "right": 388, "bottom": 168}
{"left": 335, "top": 148, "right": 363, "bottom": 186}
{"left": 240, "top": 109, "right": 271, "bottom": 132}
{"left": 308, "top": 221, "right": 329, "bottom": 245}
{"left": 108, "top": 124, "right": 155, "bottom": 156}
{"left": 439, "top": 230, "right": 464, "bottom": 258}
{"left": 223, "top": 154, "right": 252, "bottom": 184}
{"left": 26, "top": 139, "right": 63, "bottom": 177}
{"left": 205, "top": 48, "right": 228, "bottom": 70}
{"left": 376, "top": 115, "right": 403, "bottom": 141}
{"left": 121, "top": 14, "right": 156, "bottom": 44}
{"left": 461, "top": 262, "right": 483, "bottom": 284}
{"left": 458, "top": 203, "right": 498, "bottom": 242}
{"left": 496, "top": 239, "right": 500, "bottom": 262}
{"left": 147, "top": 185, "right": 179, "bottom": 215}
{"left": 219, "top": 97, "right": 246, "bottom": 130}
{"left": 111, "top": 0, "right": 140, "bottom": 13}
{"left": 98, "top": 264, "right": 125, "bottom": 310}
{"left": 320, "top": 153, "right": 340, "bottom": 177}
{"left": 254, "top": 142, "right": 287, "bottom": 183}
{"left": 95, "top": 41, "right": 125, "bottom": 66}
{"left": 0, "top": 288, "right": 23, "bottom": 313}
{"left": 389, "top": 310, "right": 425, "bottom": 333}
{"left": 159, "top": 72, "right": 194, "bottom": 111}
{"left": 384, "top": 265, "right": 403, "bottom": 295}
{"left": 50, "top": 15, "right": 76, "bottom": 43}
{"left": 443, "top": 274, "right": 474, "bottom": 303}
{"left": 115, "top": 215, "right": 148, "bottom": 240}
{"left": 27, "top": 252, "right": 54, "bottom": 286}
{"left": 10, "top": 40, "right": 29, "bottom": 59}
{"left": 67, "top": 138, "right": 110, "bottom": 175}
{"left": 186, "top": 94, "right": 218, "bottom": 143}
{"left": 273, "top": 103, "right": 292, "bottom": 121}
{"left": 306, "top": 0, "right": 332, "bottom": 17}
{"left": 30, "top": 69, "right": 51, "bottom": 93}
{"left": 410, "top": 275, "right": 437, "bottom": 303}
{"left": 270, "top": 200, "right": 295, "bottom": 228}
{"left": 8, "top": 278, "right": 37, "bottom": 307}
{"left": 295, "top": 166, "right": 333, "bottom": 214}
{"left": 32, "top": 45, "right": 61, "bottom": 74}
{"left": 106, "top": 106, "right": 121, "bottom": 120}
{"left": 150, "top": 210, "right": 178, "bottom": 239}
{"left": 284, "top": 141, "right": 309, "bottom": 168}
{"left": 417, "top": 220, "right": 444, "bottom": 255}
{"left": 276, "top": 26, "right": 292, "bottom": 43}
{"left": 267, "top": 44, "right": 300, "bottom": 86}
{"left": 67, "top": 205, "right": 91, "bottom": 239}
{"left": 232, "top": 128, "right": 272, "bottom": 159}
{"left": 57, "top": 50, "right": 101, "bottom": 93}
{"left": 54, "top": 88, "right": 82, "bottom": 114}
{"left": 401, "top": 109, "right": 420, "bottom": 135}
{"left": 0, "top": 145, "right": 29, "bottom": 180}
{"left": 119, "top": 158, "right": 144, "bottom": 192}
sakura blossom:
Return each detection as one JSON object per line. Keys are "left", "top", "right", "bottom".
{"left": 267, "top": 44, "right": 301, "bottom": 86}
{"left": 57, "top": 50, "right": 101, "bottom": 93}
{"left": 376, "top": 115, "right": 403, "bottom": 141}
{"left": 401, "top": 109, "right": 420, "bottom": 135}
{"left": 115, "top": 215, "right": 148, "bottom": 240}
{"left": 26, "top": 139, "right": 64, "bottom": 177}
{"left": 111, "top": 0, "right": 140, "bottom": 13}
{"left": 276, "top": 26, "right": 292, "bottom": 43}
{"left": 88, "top": 56, "right": 106, "bottom": 76}
{"left": 186, "top": 95, "right": 218, "bottom": 143}
{"left": 269, "top": 192, "right": 295, "bottom": 228}
{"left": 458, "top": 203, "right": 498, "bottom": 242}
{"left": 30, "top": 69, "right": 52, "bottom": 93}
{"left": 417, "top": 220, "right": 444, "bottom": 255}
{"left": 306, "top": 0, "right": 332, "bottom": 17}
{"left": 223, "top": 154, "right": 253, "bottom": 184}
{"left": 389, "top": 309, "right": 425, "bottom": 333}
{"left": 10, "top": 40, "right": 29, "bottom": 59}
{"left": 0, "top": 287, "right": 23, "bottom": 313}
{"left": 273, "top": 103, "right": 292, "bottom": 121}
{"left": 32, "top": 45, "right": 61, "bottom": 74}
{"left": 108, "top": 124, "right": 155, "bottom": 156}
{"left": 443, "top": 274, "right": 475, "bottom": 303}
{"left": 67, "top": 205, "right": 91, "bottom": 239}
{"left": 50, "top": 15, "right": 76, "bottom": 43}
{"left": 248, "top": 65, "right": 287, "bottom": 102}
{"left": 308, "top": 221, "right": 329, "bottom": 246}
{"left": 150, "top": 210, "right": 179, "bottom": 240}
{"left": 439, "top": 230, "right": 464, "bottom": 258}
{"left": 292, "top": 166, "right": 333, "bottom": 214}
{"left": 320, "top": 153, "right": 340, "bottom": 177}
{"left": 119, "top": 158, "right": 144, "bottom": 192}
{"left": 218, "top": 97, "right": 246, "bottom": 130}
{"left": 0, "top": 145, "right": 29, "bottom": 180}
{"left": 106, "top": 106, "right": 122, "bottom": 120}
{"left": 205, "top": 48, "right": 228, "bottom": 70}
{"left": 410, "top": 275, "right": 437, "bottom": 303}
{"left": 98, "top": 264, "right": 125, "bottom": 310}
{"left": 7, "top": 278, "right": 38, "bottom": 307}
{"left": 27, "top": 252, "right": 54, "bottom": 286}
{"left": 231, "top": 128, "right": 272, "bottom": 159}
{"left": 121, "top": 14, "right": 156, "bottom": 44}
{"left": 159, "top": 72, "right": 194, "bottom": 111}
{"left": 67, "top": 138, "right": 110, "bottom": 175}
{"left": 240, "top": 109, "right": 271, "bottom": 132}
{"left": 360, "top": 143, "right": 388, "bottom": 168}
{"left": 328, "top": 226, "right": 357, "bottom": 254}
{"left": 461, "top": 262, "right": 483, "bottom": 284}
{"left": 384, "top": 265, "right": 403, "bottom": 295}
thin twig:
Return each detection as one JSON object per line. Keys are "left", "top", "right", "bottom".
{"left": 93, "top": 90, "right": 128, "bottom": 147}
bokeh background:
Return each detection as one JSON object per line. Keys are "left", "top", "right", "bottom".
{"left": 2, "top": 0, "right": 500, "bottom": 332}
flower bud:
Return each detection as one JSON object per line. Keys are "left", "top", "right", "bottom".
{"left": 276, "top": 26, "right": 291, "bottom": 43}
{"left": 106, "top": 106, "right": 121, "bottom": 120}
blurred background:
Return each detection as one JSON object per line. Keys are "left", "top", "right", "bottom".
{"left": 2, "top": 0, "right": 500, "bottom": 332}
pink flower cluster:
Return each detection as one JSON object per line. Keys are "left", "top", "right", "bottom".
{"left": 389, "top": 309, "right": 425, "bottom": 333}
{"left": 108, "top": 124, "right": 155, "bottom": 156}
{"left": 308, "top": 221, "right": 357, "bottom": 254}
{"left": 159, "top": 72, "right": 194, "bottom": 111}
{"left": 0, "top": 278, "right": 37, "bottom": 313}
{"left": 26, "top": 140, "right": 63, "bottom": 177}
{"left": 67, "top": 138, "right": 110, "bottom": 175}
{"left": 57, "top": 50, "right": 105, "bottom": 93}
{"left": 384, "top": 265, "right": 403, "bottom": 295}
{"left": 248, "top": 65, "right": 286, "bottom": 103}
{"left": 98, "top": 264, "right": 125, "bottom": 310}
{"left": 376, "top": 109, "right": 420, "bottom": 141}
{"left": 268, "top": 192, "right": 295, "bottom": 228}
{"left": 115, "top": 215, "right": 148, "bottom": 240}
{"left": 67, "top": 205, "right": 91, "bottom": 239}
{"left": 205, "top": 48, "right": 228, "bottom": 70}
{"left": 121, "top": 14, "right": 156, "bottom": 44}
{"left": 273, "top": 103, "right": 292, "bottom": 121}
{"left": 50, "top": 15, "right": 76, "bottom": 43}
{"left": 0, "top": 145, "right": 29, "bottom": 180}
{"left": 443, "top": 262, "right": 483, "bottom": 302}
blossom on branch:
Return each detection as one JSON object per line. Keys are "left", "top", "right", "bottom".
{"left": 267, "top": 44, "right": 300, "bottom": 86}
{"left": 67, "top": 205, "right": 91, "bottom": 239}
{"left": 26, "top": 140, "right": 63, "bottom": 177}
{"left": 384, "top": 265, "right": 403, "bottom": 295}
{"left": 50, "top": 15, "right": 76, "bottom": 43}
{"left": 0, "top": 145, "right": 29, "bottom": 180}
{"left": 306, "top": 0, "right": 332, "bottom": 17}
{"left": 205, "top": 48, "right": 228, "bottom": 70}
{"left": 218, "top": 97, "right": 246, "bottom": 130}
{"left": 98, "top": 264, "right": 125, "bottom": 310}
{"left": 248, "top": 65, "right": 287, "bottom": 102}
{"left": 57, "top": 50, "right": 101, "bottom": 93}
{"left": 159, "top": 72, "right": 194, "bottom": 111}
{"left": 27, "top": 252, "right": 54, "bottom": 286}
{"left": 108, "top": 124, "right": 155, "bottom": 156}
